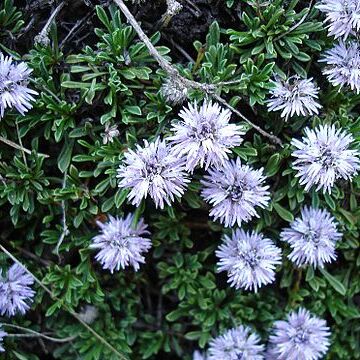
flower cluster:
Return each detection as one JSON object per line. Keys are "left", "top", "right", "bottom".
{"left": 320, "top": 41, "right": 360, "bottom": 94}
{"left": 267, "top": 76, "right": 321, "bottom": 120}
{"left": 291, "top": 124, "right": 360, "bottom": 193}
{"left": 280, "top": 207, "right": 342, "bottom": 268}
{"left": 201, "top": 158, "right": 270, "bottom": 227}
{"left": 117, "top": 138, "right": 190, "bottom": 209}
{"left": 169, "top": 101, "right": 244, "bottom": 171}
{"left": 198, "top": 309, "right": 330, "bottom": 360}
{"left": 0, "top": 263, "right": 35, "bottom": 317}
{"left": 90, "top": 213, "right": 152, "bottom": 272}
{"left": 207, "top": 325, "right": 265, "bottom": 360}
{"left": 317, "top": 0, "right": 360, "bottom": 40}
{"left": 268, "top": 308, "right": 331, "bottom": 360}
{"left": 0, "top": 53, "right": 37, "bottom": 119}
{"left": 216, "top": 229, "right": 282, "bottom": 292}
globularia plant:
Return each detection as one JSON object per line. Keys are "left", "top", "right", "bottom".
{"left": 0, "top": 0, "right": 359, "bottom": 359}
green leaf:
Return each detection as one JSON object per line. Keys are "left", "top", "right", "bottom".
{"left": 273, "top": 202, "right": 294, "bottom": 222}
{"left": 57, "top": 140, "right": 74, "bottom": 173}
{"left": 319, "top": 268, "right": 347, "bottom": 295}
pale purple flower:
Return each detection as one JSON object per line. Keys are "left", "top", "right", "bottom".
{"left": 216, "top": 229, "right": 282, "bottom": 292}
{"left": 208, "top": 325, "right": 265, "bottom": 360}
{"left": 90, "top": 214, "right": 151, "bottom": 273}
{"left": 268, "top": 308, "right": 331, "bottom": 360}
{"left": 320, "top": 41, "right": 360, "bottom": 93}
{"left": 201, "top": 158, "right": 270, "bottom": 227}
{"left": 317, "top": 0, "right": 360, "bottom": 40}
{"left": 0, "top": 325, "right": 6, "bottom": 352}
{"left": 101, "top": 123, "right": 119, "bottom": 144}
{"left": 0, "top": 263, "right": 35, "bottom": 317}
{"left": 267, "top": 76, "right": 321, "bottom": 120}
{"left": 0, "top": 53, "right": 37, "bottom": 118}
{"left": 117, "top": 138, "right": 190, "bottom": 209}
{"left": 169, "top": 101, "right": 244, "bottom": 171}
{"left": 193, "top": 350, "right": 207, "bottom": 360}
{"left": 280, "top": 207, "right": 342, "bottom": 268}
{"left": 291, "top": 124, "right": 360, "bottom": 193}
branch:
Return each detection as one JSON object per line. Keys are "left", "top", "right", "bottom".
{"left": 112, "top": 0, "right": 282, "bottom": 146}
{"left": 2, "top": 323, "right": 77, "bottom": 343}
{"left": 0, "top": 135, "right": 49, "bottom": 158}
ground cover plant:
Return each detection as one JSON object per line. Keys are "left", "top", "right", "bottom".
{"left": 0, "top": 0, "right": 360, "bottom": 359}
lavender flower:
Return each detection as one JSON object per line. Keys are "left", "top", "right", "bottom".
{"left": 317, "top": 0, "right": 360, "bottom": 40}
{"left": 169, "top": 101, "right": 244, "bottom": 171}
{"left": 267, "top": 76, "right": 321, "bottom": 120}
{"left": 0, "top": 263, "right": 35, "bottom": 317}
{"left": 117, "top": 138, "right": 190, "bottom": 209}
{"left": 216, "top": 229, "right": 282, "bottom": 292}
{"left": 208, "top": 325, "right": 265, "bottom": 360}
{"left": 0, "top": 53, "right": 37, "bottom": 119}
{"left": 320, "top": 41, "right": 360, "bottom": 93}
{"left": 101, "top": 123, "right": 119, "bottom": 144}
{"left": 201, "top": 158, "right": 270, "bottom": 227}
{"left": 193, "top": 350, "right": 207, "bottom": 360}
{"left": 291, "top": 124, "right": 360, "bottom": 193}
{"left": 0, "top": 325, "right": 6, "bottom": 352}
{"left": 90, "top": 214, "right": 152, "bottom": 273}
{"left": 268, "top": 308, "right": 331, "bottom": 360}
{"left": 280, "top": 207, "right": 342, "bottom": 268}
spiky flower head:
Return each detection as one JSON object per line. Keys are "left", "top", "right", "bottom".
{"left": 0, "top": 53, "right": 37, "bottom": 119}
{"left": 200, "top": 158, "right": 270, "bottom": 227}
{"left": 161, "top": 76, "right": 188, "bottom": 105}
{"left": 208, "top": 325, "right": 265, "bottom": 360}
{"left": 320, "top": 41, "right": 360, "bottom": 93}
{"left": 216, "top": 229, "right": 282, "bottom": 292}
{"left": 117, "top": 138, "right": 190, "bottom": 209}
{"left": 193, "top": 350, "right": 207, "bottom": 360}
{"left": 317, "top": 0, "right": 360, "bottom": 40}
{"left": 268, "top": 308, "right": 331, "bottom": 360}
{"left": 267, "top": 76, "right": 321, "bottom": 120}
{"left": 280, "top": 206, "right": 342, "bottom": 268}
{"left": 291, "top": 124, "right": 360, "bottom": 193}
{"left": 90, "top": 214, "right": 151, "bottom": 273}
{"left": 169, "top": 101, "right": 244, "bottom": 172}
{"left": 0, "top": 263, "right": 35, "bottom": 317}
{"left": 0, "top": 325, "right": 6, "bottom": 352}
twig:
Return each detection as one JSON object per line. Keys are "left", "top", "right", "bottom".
{"left": 112, "top": 0, "right": 282, "bottom": 146}
{"left": 15, "top": 121, "right": 28, "bottom": 166}
{"left": 55, "top": 171, "right": 70, "bottom": 258}
{"left": 0, "top": 244, "right": 129, "bottom": 360}
{"left": 213, "top": 94, "right": 282, "bottom": 145}
{"left": 2, "top": 323, "right": 77, "bottom": 343}
{"left": 0, "top": 135, "right": 50, "bottom": 158}
{"left": 34, "top": 2, "right": 65, "bottom": 46}
{"left": 274, "top": 0, "right": 314, "bottom": 42}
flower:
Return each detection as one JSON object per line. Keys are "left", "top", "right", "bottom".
{"left": 208, "top": 325, "right": 265, "bottom": 360}
{"left": 320, "top": 41, "right": 360, "bottom": 93}
{"left": 78, "top": 305, "right": 99, "bottom": 324}
{"left": 0, "top": 325, "right": 6, "bottom": 352}
{"left": 161, "top": 76, "right": 188, "bottom": 105}
{"left": 193, "top": 350, "right": 207, "bottom": 360}
{"left": 317, "top": 0, "right": 360, "bottom": 40}
{"left": 169, "top": 101, "right": 244, "bottom": 172}
{"left": 216, "top": 229, "right": 282, "bottom": 292}
{"left": 280, "top": 206, "right": 342, "bottom": 268}
{"left": 200, "top": 158, "right": 270, "bottom": 227}
{"left": 268, "top": 308, "right": 331, "bottom": 360}
{"left": 0, "top": 263, "right": 35, "bottom": 317}
{"left": 117, "top": 138, "right": 190, "bottom": 209}
{"left": 101, "top": 123, "right": 119, "bottom": 144}
{"left": 291, "top": 124, "right": 360, "bottom": 193}
{"left": 267, "top": 76, "right": 321, "bottom": 120}
{"left": 0, "top": 53, "right": 38, "bottom": 119}
{"left": 90, "top": 214, "right": 152, "bottom": 273}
